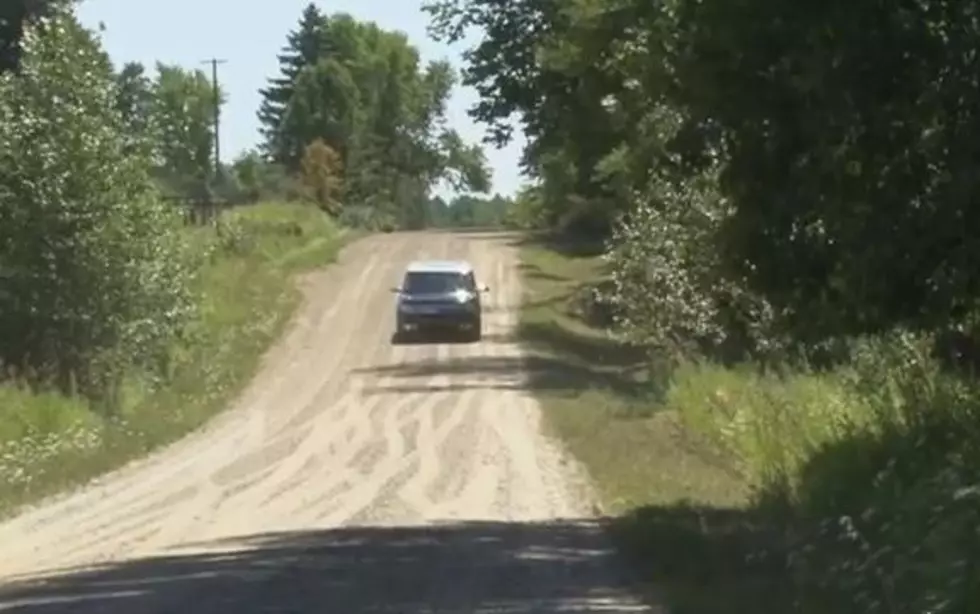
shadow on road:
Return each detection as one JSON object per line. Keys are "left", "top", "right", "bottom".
{"left": 518, "top": 262, "right": 569, "bottom": 283}
{"left": 518, "top": 321, "right": 648, "bottom": 371}
{"left": 361, "top": 382, "right": 524, "bottom": 395}
{"left": 505, "top": 233, "right": 607, "bottom": 258}
{"left": 0, "top": 518, "right": 659, "bottom": 613}
{"left": 0, "top": 507, "right": 795, "bottom": 614}
{"left": 355, "top": 352, "right": 650, "bottom": 399}
{"left": 389, "top": 331, "right": 480, "bottom": 346}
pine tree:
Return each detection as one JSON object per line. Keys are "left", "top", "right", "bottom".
{"left": 256, "top": 2, "right": 327, "bottom": 165}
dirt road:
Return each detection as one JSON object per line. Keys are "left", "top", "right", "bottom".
{"left": 0, "top": 231, "right": 654, "bottom": 612}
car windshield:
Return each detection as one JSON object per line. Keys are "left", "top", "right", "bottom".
{"left": 402, "top": 271, "right": 468, "bottom": 294}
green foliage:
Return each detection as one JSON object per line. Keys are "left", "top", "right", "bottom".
{"left": 0, "top": 8, "right": 195, "bottom": 403}
{"left": 282, "top": 57, "right": 362, "bottom": 169}
{"left": 229, "top": 150, "right": 296, "bottom": 203}
{"left": 425, "top": 192, "right": 512, "bottom": 228}
{"left": 435, "top": 0, "right": 980, "bottom": 611}
{"left": 434, "top": 0, "right": 980, "bottom": 336}
{"left": 0, "top": 0, "right": 67, "bottom": 74}
{"left": 674, "top": 0, "right": 980, "bottom": 338}
{"left": 0, "top": 1, "right": 357, "bottom": 518}
{"left": 502, "top": 185, "right": 549, "bottom": 230}
{"left": 110, "top": 59, "right": 225, "bottom": 203}
{"left": 113, "top": 61, "right": 154, "bottom": 149}
{"left": 0, "top": 202, "right": 345, "bottom": 515}
{"left": 149, "top": 63, "right": 222, "bottom": 198}
{"left": 257, "top": 2, "right": 326, "bottom": 162}
{"left": 258, "top": 5, "right": 490, "bottom": 229}
{"left": 604, "top": 160, "right": 785, "bottom": 363}
{"left": 436, "top": 130, "right": 491, "bottom": 194}
{"left": 668, "top": 334, "right": 980, "bottom": 614}
{"left": 425, "top": 0, "right": 655, "bottom": 236}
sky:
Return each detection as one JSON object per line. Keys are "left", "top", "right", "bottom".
{"left": 74, "top": 0, "right": 526, "bottom": 198}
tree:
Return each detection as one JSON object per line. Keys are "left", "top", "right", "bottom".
{"left": 433, "top": 0, "right": 980, "bottom": 338}
{"left": 0, "top": 7, "right": 194, "bottom": 402}
{"left": 258, "top": 7, "right": 490, "bottom": 229}
{"left": 424, "top": 0, "right": 650, "bottom": 237}
{"left": 0, "top": 0, "right": 64, "bottom": 74}
{"left": 674, "top": 0, "right": 980, "bottom": 338}
{"left": 299, "top": 138, "right": 344, "bottom": 214}
{"left": 150, "top": 63, "right": 223, "bottom": 198}
{"left": 114, "top": 61, "right": 154, "bottom": 153}
{"left": 435, "top": 192, "right": 511, "bottom": 228}
{"left": 282, "top": 58, "right": 363, "bottom": 169}
{"left": 257, "top": 2, "right": 328, "bottom": 165}
{"left": 438, "top": 130, "right": 490, "bottom": 193}
{"left": 231, "top": 149, "right": 292, "bottom": 203}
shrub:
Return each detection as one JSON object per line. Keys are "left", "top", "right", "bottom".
{"left": 0, "top": 9, "right": 195, "bottom": 404}
{"left": 0, "top": 202, "right": 344, "bottom": 514}
{"left": 299, "top": 138, "right": 344, "bottom": 215}
{"left": 603, "top": 157, "right": 784, "bottom": 364}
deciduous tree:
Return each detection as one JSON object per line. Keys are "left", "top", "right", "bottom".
{"left": 299, "top": 138, "right": 344, "bottom": 215}
{"left": 0, "top": 7, "right": 194, "bottom": 402}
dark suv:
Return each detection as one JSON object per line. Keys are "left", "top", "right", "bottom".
{"left": 392, "top": 260, "right": 488, "bottom": 342}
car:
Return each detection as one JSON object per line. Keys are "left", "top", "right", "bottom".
{"left": 392, "top": 259, "right": 489, "bottom": 342}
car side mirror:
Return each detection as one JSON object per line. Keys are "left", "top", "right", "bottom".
{"left": 480, "top": 284, "right": 490, "bottom": 293}
{"left": 390, "top": 287, "right": 401, "bottom": 294}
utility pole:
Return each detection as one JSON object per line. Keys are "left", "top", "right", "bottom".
{"left": 201, "top": 58, "right": 227, "bottom": 178}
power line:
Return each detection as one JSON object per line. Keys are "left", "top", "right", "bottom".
{"left": 201, "top": 58, "right": 227, "bottom": 178}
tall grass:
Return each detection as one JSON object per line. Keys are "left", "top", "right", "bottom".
{"left": 667, "top": 332, "right": 980, "bottom": 613}
{"left": 0, "top": 202, "right": 349, "bottom": 517}
{"left": 667, "top": 361, "right": 876, "bottom": 496}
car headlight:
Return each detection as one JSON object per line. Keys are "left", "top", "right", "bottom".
{"left": 453, "top": 289, "right": 474, "bottom": 303}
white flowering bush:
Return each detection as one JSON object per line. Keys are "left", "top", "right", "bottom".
{"left": 603, "top": 155, "right": 784, "bottom": 362}
{"left": 0, "top": 9, "right": 196, "bottom": 404}
{"left": 0, "top": 424, "right": 103, "bottom": 489}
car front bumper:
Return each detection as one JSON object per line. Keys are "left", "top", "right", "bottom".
{"left": 397, "top": 304, "right": 479, "bottom": 330}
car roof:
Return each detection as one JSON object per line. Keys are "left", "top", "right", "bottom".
{"left": 405, "top": 259, "right": 473, "bottom": 274}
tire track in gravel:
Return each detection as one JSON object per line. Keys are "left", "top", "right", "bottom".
{"left": 0, "top": 234, "right": 402, "bottom": 572}
{"left": 306, "top": 390, "right": 456, "bottom": 526}
{"left": 154, "top": 237, "right": 416, "bottom": 544}
{"left": 0, "top": 237, "right": 401, "bottom": 573}
{"left": 238, "top": 390, "right": 420, "bottom": 527}
{"left": 428, "top": 278, "right": 513, "bottom": 505}
{"left": 13, "top": 247, "right": 368, "bottom": 540}
{"left": 396, "top": 388, "right": 477, "bottom": 514}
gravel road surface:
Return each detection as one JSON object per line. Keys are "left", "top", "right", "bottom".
{"left": 0, "top": 231, "right": 655, "bottom": 613}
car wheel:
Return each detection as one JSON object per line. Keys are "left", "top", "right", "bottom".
{"left": 467, "top": 319, "right": 482, "bottom": 342}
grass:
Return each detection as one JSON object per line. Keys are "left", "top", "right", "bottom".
{"left": 517, "top": 236, "right": 980, "bottom": 614}
{"left": 515, "top": 238, "right": 783, "bottom": 613}
{"left": 0, "top": 201, "right": 353, "bottom": 518}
